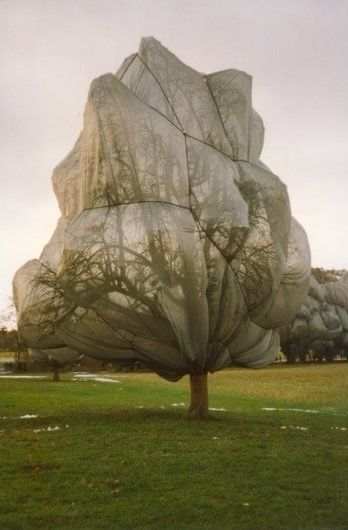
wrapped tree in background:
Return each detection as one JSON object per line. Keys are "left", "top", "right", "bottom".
{"left": 13, "top": 37, "right": 311, "bottom": 418}
{"left": 280, "top": 273, "right": 348, "bottom": 362}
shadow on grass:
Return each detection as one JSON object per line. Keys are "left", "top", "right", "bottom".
{"left": 36, "top": 407, "right": 230, "bottom": 424}
{"left": 23, "top": 407, "right": 266, "bottom": 438}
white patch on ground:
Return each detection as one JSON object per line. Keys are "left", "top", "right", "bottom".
{"left": 73, "top": 373, "right": 99, "bottom": 378}
{"left": 93, "top": 377, "right": 119, "bottom": 383}
{"left": 135, "top": 405, "right": 144, "bottom": 409}
{"left": 33, "top": 426, "right": 60, "bottom": 433}
{"left": 2, "top": 415, "right": 41, "bottom": 420}
{"left": 170, "top": 404, "right": 227, "bottom": 411}
{"left": 331, "top": 426, "right": 347, "bottom": 431}
{"left": 243, "top": 503, "right": 250, "bottom": 507}
{"left": 262, "top": 407, "right": 338, "bottom": 415}
{"left": 279, "top": 425, "right": 308, "bottom": 431}
{"left": 72, "top": 373, "right": 120, "bottom": 383}
{"left": 212, "top": 436, "right": 220, "bottom": 440}
{"left": 33, "top": 425, "right": 69, "bottom": 433}
{"left": 0, "top": 375, "right": 46, "bottom": 379}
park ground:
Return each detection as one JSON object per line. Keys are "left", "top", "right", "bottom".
{"left": 0, "top": 363, "right": 347, "bottom": 529}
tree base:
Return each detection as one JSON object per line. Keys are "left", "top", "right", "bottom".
{"left": 53, "top": 368, "right": 61, "bottom": 382}
{"left": 187, "top": 373, "right": 209, "bottom": 420}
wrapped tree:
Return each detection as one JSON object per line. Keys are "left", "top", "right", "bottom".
{"left": 13, "top": 37, "right": 311, "bottom": 418}
{"left": 280, "top": 273, "right": 348, "bottom": 362}
{"left": 29, "top": 347, "right": 83, "bottom": 381}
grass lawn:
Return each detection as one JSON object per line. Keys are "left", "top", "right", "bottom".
{"left": 0, "top": 364, "right": 347, "bottom": 529}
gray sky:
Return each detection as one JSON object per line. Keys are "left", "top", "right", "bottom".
{"left": 1, "top": 0, "right": 348, "bottom": 319}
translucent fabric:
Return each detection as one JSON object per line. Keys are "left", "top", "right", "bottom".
{"left": 29, "top": 347, "right": 82, "bottom": 366}
{"left": 13, "top": 37, "right": 311, "bottom": 378}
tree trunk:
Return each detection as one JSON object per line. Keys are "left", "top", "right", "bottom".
{"left": 187, "top": 373, "right": 209, "bottom": 420}
{"left": 53, "top": 367, "right": 60, "bottom": 382}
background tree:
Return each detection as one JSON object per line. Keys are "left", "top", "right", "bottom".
{"left": 0, "top": 299, "right": 26, "bottom": 369}
{"left": 280, "top": 272, "right": 348, "bottom": 363}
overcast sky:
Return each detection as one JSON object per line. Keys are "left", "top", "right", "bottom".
{"left": 1, "top": 0, "right": 348, "bottom": 319}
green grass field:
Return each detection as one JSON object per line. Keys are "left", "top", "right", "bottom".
{"left": 0, "top": 364, "right": 347, "bottom": 530}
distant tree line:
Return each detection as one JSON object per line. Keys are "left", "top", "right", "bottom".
{"left": 0, "top": 327, "right": 25, "bottom": 352}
